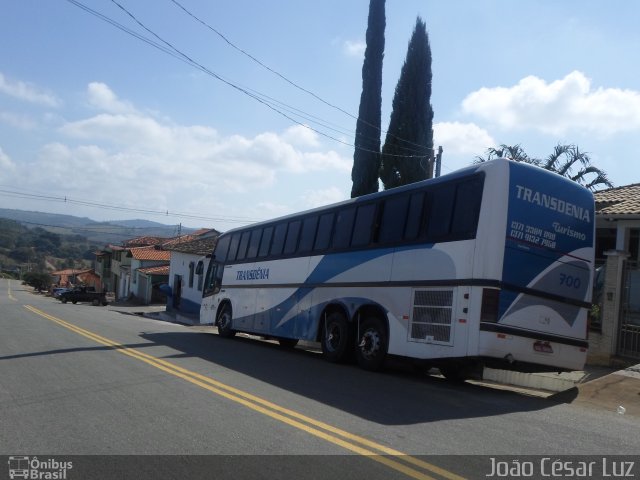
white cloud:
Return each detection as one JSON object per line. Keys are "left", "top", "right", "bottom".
{"left": 1, "top": 82, "right": 357, "bottom": 230}
{"left": 434, "top": 122, "right": 495, "bottom": 155}
{"left": 0, "top": 111, "right": 36, "bottom": 130}
{"left": 0, "top": 146, "right": 16, "bottom": 172}
{"left": 281, "top": 124, "right": 321, "bottom": 148}
{"left": 0, "top": 72, "right": 61, "bottom": 107}
{"left": 302, "top": 187, "right": 346, "bottom": 208}
{"left": 343, "top": 40, "right": 366, "bottom": 57}
{"left": 3, "top": 82, "right": 351, "bottom": 221}
{"left": 462, "top": 71, "right": 640, "bottom": 136}
{"left": 87, "top": 82, "right": 136, "bottom": 114}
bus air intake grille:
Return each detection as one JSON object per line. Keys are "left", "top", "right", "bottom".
{"left": 410, "top": 290, "right": 453, "bottom": 344}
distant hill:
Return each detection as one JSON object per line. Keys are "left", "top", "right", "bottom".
{"left": 0, "top": 208, "right": 96, "bottom": 228}
{"left": 0, "top": 209, "right": 199, "bottom": 245}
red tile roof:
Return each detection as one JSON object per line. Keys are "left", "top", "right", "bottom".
{"left": 124, "top": 236, "right": 168, "bottom": 247}
{"left": 129, "top": 246, "right": 171, "bottom": 261}
{"left": 51, "top": 268, "right": 93, "bottom": 276}
{"left": 138, "top": 265, "right": 170, "bottom": 275}
{"left": 164, "top": 235, "right": 219, "bottom": 255}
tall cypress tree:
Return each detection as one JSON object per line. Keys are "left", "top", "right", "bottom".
{"left": 350, "top": 0, "right": 385, "bottom": 198}
{"left": 380, "top": 17, "right": 433, "bottom": 190}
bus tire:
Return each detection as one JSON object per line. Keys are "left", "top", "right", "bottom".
{"left": 61, "top": 298, "right": 68, "bottom": 304}
{"left": 356, "top": 316, "right": 387, "bottom": 371}
{"left": 321, "top": 311, "right": 352, "bottom": 363}
{"left": 217, "top": 304, "right": 236, "bottom": 338}
{"left": 278, "top": 338, "right": 299, "bottom": 349}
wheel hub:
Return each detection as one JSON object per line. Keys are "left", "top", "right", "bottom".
{"left": 359, "top": 330, "right": 380, "bottom": 358}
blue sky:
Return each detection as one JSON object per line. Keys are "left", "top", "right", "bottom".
{"left": 1, "top": 0, "right": 639, "bottom": 231}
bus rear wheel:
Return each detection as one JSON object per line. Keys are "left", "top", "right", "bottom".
{"left": 217, "top": 304, "right": 236, "bottom": 338}
{"left": 356, "top": 317, "right": 387, "bottom": 371}
{"left": 321, "top": 311, "right": 352, "bottom": 363}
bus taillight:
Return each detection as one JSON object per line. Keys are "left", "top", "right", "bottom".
{"left": 480, "top": 288, "right": 500, "bottom": 323}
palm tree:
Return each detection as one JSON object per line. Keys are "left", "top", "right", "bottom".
{"left": 475, "top": 143, "right": 613, "bottom": 191}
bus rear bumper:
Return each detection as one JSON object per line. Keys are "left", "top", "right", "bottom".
{"left": 477, "top": 329, "right": 588, "bottom": 372}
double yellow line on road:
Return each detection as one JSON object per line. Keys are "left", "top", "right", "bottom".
{"left": 24, "top": 305, "right": 465, "bottom": 480}
{"left": 7, "top": 279, "right": 17, "bottom": 301}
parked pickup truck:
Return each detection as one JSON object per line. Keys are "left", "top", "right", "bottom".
{"left": 58, "top": 287, "right": 108, "bottom": 306}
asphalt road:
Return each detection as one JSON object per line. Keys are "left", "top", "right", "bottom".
{"left": 1, "top": 278, "right": 639, "bottom": 480}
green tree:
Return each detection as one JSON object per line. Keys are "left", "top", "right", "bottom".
{"left": 23, "top": 271, "right": 52, "bottom": 292}
{"left": 379, "top": 17, "right": 433, "bottom": 190}
{"left": 351, "top": 0, "right": 386, "bottom": 198}
{"left": 475, "top": 143, "right": 613, "bottom": 191}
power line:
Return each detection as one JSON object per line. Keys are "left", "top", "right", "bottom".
{"left": 168, "top": 0, "right": 435, "bottom": 155}
{"left": 66, "top": 0, "right": 430, "bottom": 158}
{"left": 0, "top": 189, "right": 262, "bottom": 224}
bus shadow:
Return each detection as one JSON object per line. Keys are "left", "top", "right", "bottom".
{"left": 138, "top": 330, "right": 569, "bottom": 426}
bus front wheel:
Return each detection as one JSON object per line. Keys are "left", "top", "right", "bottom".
{"left": 356, "top": 317, "right": 387, "bottom": 371}
{"left": 217, "top": 304, "right": 236, "bottom": 339}
{"left": 321, "top": 312, "right": 352, "bottom": 363}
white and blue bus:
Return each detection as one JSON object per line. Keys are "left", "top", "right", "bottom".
{"left": 201, "top": 159, "right": 594, "bottom": 377}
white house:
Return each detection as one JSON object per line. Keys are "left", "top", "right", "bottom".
{"left": 128, "top": 245, "right": 171, "bottom": 303}
{"left": 164, "top": 231, "right": 219, "bottom": 316}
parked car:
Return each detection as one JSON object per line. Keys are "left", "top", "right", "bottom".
{"left": 58, "top": 286, "right": 108, "bottom": 306}
{"left": 52, "top": 287, "right": 71, "bottom": 298}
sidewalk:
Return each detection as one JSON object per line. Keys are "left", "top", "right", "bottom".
{"left": 482, "top": 362, "right": 640, "bottom": 417}
{"left": 144, "top": 309, "right": 200, "bottom": 326}
{"left": 108, "top": 301, "right": 201, "bottom": 326}
{"left": 569, "top": 364, "right": 640, "bottom": 416}
{"left": 482, "top": 363, "right": 616, "bottom": 393}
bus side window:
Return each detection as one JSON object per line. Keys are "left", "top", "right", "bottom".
{"left": 283, "top": 220, "right": 301, "bottom": 255}
{"left": 378, "top": 194, "right": 410, "bottom": 244}
{"left": 246, "top": 228, "right": 263, "bottom": 259}
{"left": 227, "top": 233, "right": 241, "bottom": 262}
{"left": 332, "top": 207, "right": 356, "bottom": 250}
{"left": 270, "top": 223, "right": 287, "bottom": 257}
{"left": 214, "top": 235, "right": 231, "bottom": 263}
{"left": 298, "top": 216, "right": 318, "bottom": 253}
{"left": 451, "top": 177, "right": 484, "bottom": 238}
{"left": 258, "top": 226, "right": 274, "bottom": 258}
{"left": 351, "top": 203, "right": 376, "bottom": 247}
{"left": 426, "top": 186, "right": 455, "bottom": 240}
{"left": 404, "top": 192, "right": 426, "bottom": 240}
{"left": 236, "top": 231, "right": 251, "bottom": 261}
{"left": 314, "top": 213, "right": 334, "bottom": 252}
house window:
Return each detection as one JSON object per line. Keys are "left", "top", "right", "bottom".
{"left": 196, "top": 261, "right": 204, "bottom": 291}
{"left": 188, "top": 262, "right": 195, "bottom": 288}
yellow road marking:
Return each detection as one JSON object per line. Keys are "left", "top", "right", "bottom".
{"left": 8, "top": 279, "right": 17, "bottom": 301}
{"left": 24, "top": 305, "right": 465, "bottom": 480}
